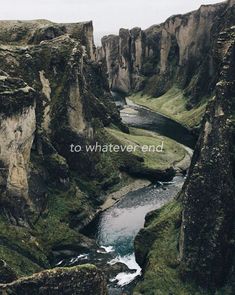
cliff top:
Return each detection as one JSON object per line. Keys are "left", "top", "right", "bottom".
{"left": 0, "top": 19, "right": 94, "bottom": 45}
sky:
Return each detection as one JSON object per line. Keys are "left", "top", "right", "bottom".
{"left": 0, "top": 0, "right": 225, "bottom": 44}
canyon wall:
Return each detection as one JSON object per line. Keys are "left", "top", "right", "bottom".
{"left": 178, "top": 26, "right": 235, "bottom": 290}
{"left": 0, "top": 20, "right": 96, "bottom": 60}
{"left": 98, "top": 0, "right": 235, "bottom": 107}
{"left": 0, "top": 19, "right": 126, "bottom": 289}
{"left": 134, "top": 24, "right": 235, "bottom": 295}
{"left": 0, "top": 75, "right": 36, "bottom": 222}
{"left": 0, "top": 20, "right": 122, "bottom": 221}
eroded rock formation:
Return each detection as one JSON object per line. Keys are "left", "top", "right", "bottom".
{"left": 0, "top": 21, "right": 121, "bottom": 221}
{"left": 0, "top": 75, "right": 36, "bottom": 222}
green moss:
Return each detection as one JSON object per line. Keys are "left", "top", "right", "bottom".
{"left": 0, "top": 170, "right": 98, "bottom": 278}
{"left": 134, "top": 200, "right": 205, "bottom": 295}
{"left": 129, "top": 87, "right": 207, "bottom": 128}
{"left": 134, "top": 196, "right": 235, "bottom": 295}
{"left": 0, "top": 245, "right": 42, "bottom": 277}
{"left": 106, "top": 127, "right": 186, "bottom": 170}
{"left": 34, "top": 182, "right": 91, "bottom": 252}
{"left": 60, "top": 264, "right": 97, "bottom": 271}
{"left": 45, "top": 153, "right": 69, "bottom": 179}
{"left": 0, "top": 216, "right": 49, "bottom": 277}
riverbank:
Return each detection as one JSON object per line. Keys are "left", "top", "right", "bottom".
{"left": 128, "top": 87, "right": 207, "bottom": 129}
{"left": 94, "top": 176, "right": 186, "bottom": 294}
{"left": 120, "top": 99, "right": 196, "bottom": 149}
{"left": 100, "top": 178, "right": 151, "bottom": 211}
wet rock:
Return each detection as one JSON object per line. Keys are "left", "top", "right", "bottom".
{"left": 104, "top": 262, "right": 136, "bottom": 280}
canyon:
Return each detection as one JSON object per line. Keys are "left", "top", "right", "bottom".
{"left": 0, "top": 0, "right": 234, "bottom": 294}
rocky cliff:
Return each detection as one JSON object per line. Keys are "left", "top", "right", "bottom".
{"left": 98, "top": 0, "right": 235, "bottom": 108}
{"left": 0, "top": 19, "right": 131, "bottom": 290}
{"left": 134, "top": 25, "right": 235, "bottom": 295}
{"left": 178, "top": 25, "right": 235, "bottom": 291}
{"left": 0, "top": 75, "right": 36, "bottom": 222}
{"left": 0, "top": 20, "right": 96, "bottom": 59}
{"left": 0, "top": 19, "right": 123, "bottom": 222}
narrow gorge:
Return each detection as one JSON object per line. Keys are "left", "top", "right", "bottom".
{"left": 0, "top": 0, "right": 234, "bottom": 294}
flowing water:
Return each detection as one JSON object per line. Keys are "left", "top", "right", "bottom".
{"left": 58, "top": 177, "right": 185, "bottom": 294}
{"left": 96, "top": 176, "right": 185, "bottom": 294}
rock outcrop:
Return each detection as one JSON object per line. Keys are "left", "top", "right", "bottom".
{"left": 179, "top": 26, "right": 235, "bottom": 290}
{"left": 0, "top": 265, "right": 107, "bottom": 295}
{"left": 98, "top": 0, "right": 235, "bottom": 107}
{"left": 0, "top": 74, "right": 36, "bottom": 222}
{"left": 0, "top": 20, "right": 96, "bottom": 60}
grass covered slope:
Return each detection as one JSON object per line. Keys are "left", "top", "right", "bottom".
{"left": 129, "top": 87, "right": 207, "bottom": 128}
{"left": 134, "top": 199, "right": 234, "bottom": 295}
{"left": 134, "top": 200, "right": 206, "bottom": 295}
{"left": 106, "top": 127, "right": 187, "bottom": 171}
{"left": 0, "top": 180, "right": 96, "bottom": 278}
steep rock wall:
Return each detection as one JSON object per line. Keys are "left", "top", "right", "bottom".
{"left": 0, "top": 20, "right": 126, "bottom": 281}
{"left": 134, "top": 26, "right": 235, "bottom": 294}
{"left": 0, "top": 75, "right": 36, "bottom": 222}
{"left": 179, "top": 26, "right": 235, "bottom": 290}
{"left": 98, "top": 0, "right": 235, "bottom": 106}
{"left": 0, "top": 20, "right": 96, "bottom": 60}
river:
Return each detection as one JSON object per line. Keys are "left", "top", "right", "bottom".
{"left": 57, "top": 92, "right": 195, "bottom": 294}
{"left": 121, "top": 97, "right": 196, "bottom": 149}
{"left": 95, "top": 176, "right": 185, "bottom": 294}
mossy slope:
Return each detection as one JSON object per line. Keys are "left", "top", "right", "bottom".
{"left": 134, "top": 199, "right": 232, "bottom": 295}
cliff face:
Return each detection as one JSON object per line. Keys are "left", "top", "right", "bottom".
{"left": 0, "top": 21, "right": 121, "bottom": 221}
{"left": 99, "top": 27, "right": 145, "bottom": 94}
{"left": 0, "top": 75, "right": 36, "bottom": 222}
{"left": 0, "top": 19, "right": 125, "bottom": 285}
{"left": 0, "top": 20, "right": 96, "bottom": 60}
{"left": 134, "top": 26, "right": 235, "bottom": 294}
{"left": 178, "top": 26, "right": 235, "bottom": 290}
{"left": 98, "top": 0, "right": 235, "bottom": 106}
